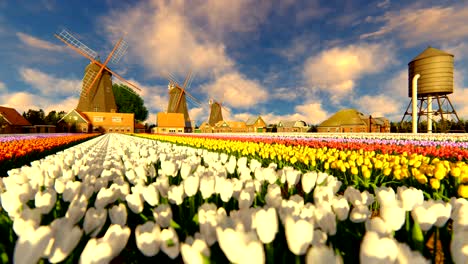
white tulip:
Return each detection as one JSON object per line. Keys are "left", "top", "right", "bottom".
{"left": 284, "top": 216, "right": 313, "bottom": 255}
{"left": 375, "top": 186, "right": 397, "bottom": 207}
{"left": 126, "top": 192, "right": 144, "bottom": 214}
{"left": 154, "top": 204, "right": 173, "bottom": 228}
{"left": 181, "top": 162, "right": 196, "bottom": 179}
{"left": 316, "top": 171, "right": 329, "bottom": 185}
{"left": 380, "top": 203, "right": 406, "bottom": 231}
{"left": 54, "top": 178, "right": 66, "bottom": 194}
{"left": 332, "top": 196, "right": 350, "bottom": 221}
{"left": 302, "top": 171, "right": 318, "bottom": 194}
{"left": 14, "top": 225, "right": 53, "bottom": 264}
{"left": 396, "top": 241, "right": 429, "bottom": 264}
{"left": 314, "top": 205, "right": 337, "bottom": 235}
{"left": 13, "top": 207, "right": 41, "bottom": 237}
{"left": 360, "top": 231, "right": 398, "bottom": 263}
{"left": 265, "top": 184, "right": 282, "bottom": 208}
{"left": 161, "top": 160, "right": 179, "bottom": 177}
{"left": 313, "top": 186, "right": 335, "bottom": 206}
{"left": 181, "top": 238, "right": 210, "bottom": 264}
{"left": 306, "top": 245, "right": 343, "bottom": 264}
{"left": 451, "top": 230, "right": 468, "bottom": 264}
{"left": 216, "top": 227, "right": 264, "bottom": 264}
{"left": 432, "top": 200, "right": 452, "bottom": 227}
{"left": 0, "top": 190, "right": 24, "bottom": 218}
{"left": 156, "top": 176, "right": 170, "bottom": 197}
{"left": 311, "top": 229, "right": 328, "bottom": 246}
{"left": 255, "top": 207, "right": 278, "bottom": 244}
{"left": 65, "top": 194, "right": 88, "bottom": 224}
{"left": 142, "top": 183, "right": 159, "bottom": 206}
{"left": 349, "top": 205, "right": 371, "bottom": 223}
{"left": 168, "top": 184, "right": 185, "bottom": 205}
{"left": 397, "top": 186, "right": 424, "bottom": 211}
{"left": 109, "top": 203, "right": 127, "bottom": 226}
{"left": 48, "top": 224, "right": 83, "bottom": 263}
{"left": 365, "top": 217, "right": 392, "bottom": 237}
{"left": 344, "top": 186, "right": 374, "bottom": 207}
{"left": 184, "top": 175, "right": 200, "bottom": 197}
{"left": 238, "top": 189, "right": 254, "bottom": 209}
{"left": 161, "top": 227, "right": 180, "bottom": 259}
{"left": 94, "top": 187, "right": 115, "bottom": 209}
{"left": 63, "top": 181, "right": 81, "bottom": 202}
{"left": 226, "top": 156, "right": 237, "bottom": 175}
{"left": 219, "top": 178, "right": 234, "bottom": 203}
{"left": 199, "top": 176, "right": 215, "bottom": 199}
{"left": 411, "top": 201, "right": 437, "bottom": 231}
{"left": 135, "top": 221, "right": 161, "bottom": 257}
{"left": 80, "top": 224, "right": 131, "bottom": 264}
{"left": 284, "top": 166, "right": 301, "bottom": 188}
{"left": 83, "top": 207, "right": 107, "bottom": 237}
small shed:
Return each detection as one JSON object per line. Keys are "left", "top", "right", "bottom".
{"left": 246, "top": 116, "right": 267, "bottom": 133}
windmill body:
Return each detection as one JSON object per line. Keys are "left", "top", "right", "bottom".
{"left": 77, "top": 62, "right": 117, "bottom": 112}
{"left": 208, "top": 100, "right": 224, "bottom": 126}
{"left": 167, "top": 85, "right": 192, "bottom": 128}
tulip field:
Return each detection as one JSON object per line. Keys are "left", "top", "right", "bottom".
{"left": 0, "top": 133, "right": 467, "bottom": 263}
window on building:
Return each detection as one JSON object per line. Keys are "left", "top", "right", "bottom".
{"left": 109, "top": 128, "right": 113, "bottom": 132}
{"left": 178, "top": 129, "right": 182, "bottom": 132}
{"left": 350, "top": 128, "right": 353, "bottom": 132}
{"left": 94, "top": 116, "right": 104, "bottom": 122}
{"left": 112, "top": 116, "right": 122, "bottom": 122}
{"left": 73, "top": 116, "right": 78, "bottom": 121}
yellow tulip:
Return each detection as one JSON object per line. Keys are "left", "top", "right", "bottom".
{"left": 383, "top": 167, "right": 392, "bottom": 176}
{"left": 416, "top": 175, "right": 428, "bottom": 184}
{"left": 451, "top": 167, "right": 461, "bottom": 178}
{"left": 351, "top": 166, "right": 358, "bottom": 175}
{"left": 430, "top": 178, "right": 440, "bottom": 190}
{"left": 363, "top": 169, "right": 371, "bottom": 179}
{"left": 456, "top": 184, "right": 468, "bottom": 198}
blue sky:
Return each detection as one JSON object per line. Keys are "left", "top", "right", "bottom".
{"left": 1, "top": 0, "right": 467, "bottom": 125}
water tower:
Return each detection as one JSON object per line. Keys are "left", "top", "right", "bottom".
{"left": 400, "top": 46, "right": 465, "bottom": 133}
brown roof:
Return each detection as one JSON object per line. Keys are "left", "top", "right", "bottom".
{"left": 135, "top": 123, "right": 146, "bottom": 129}
{"left": 226, "top": 121, "right": 247, "bottom": 128}
{"left": 0, "top": 106, "right": 31, "bottom": 126}
{"left": 157, "top": 112, "right": 185, "bottom": 128}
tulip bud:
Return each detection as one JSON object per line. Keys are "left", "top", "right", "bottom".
{"left": 136, "top": 221, "right": 161, "bottom": 257}
{"left": 109, "top": 203, "right": 127, "bottom": 226}
{"left": 255, "top": 207, "right": 278, "bottom": 244}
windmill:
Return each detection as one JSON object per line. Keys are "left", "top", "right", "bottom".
{"left": 166, "top": 70, "right": 202, "bottom": 130}
{"left": 208, "top": 97, "right": 230, "bottom": 126}
{"left": 55, "top": 29, "right": 141, "bottom": 112}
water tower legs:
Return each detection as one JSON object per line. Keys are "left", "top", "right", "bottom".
{"left": 400, "top": 95, "right": 465, "bottom": 133}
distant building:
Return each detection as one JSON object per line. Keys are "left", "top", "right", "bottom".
{"left": 277, "top": 120, "right": 309, "bottom": 133}
{"left": 0, "top": 106, "right": 32, "bottom": 134}
{"left": 317, "top": 109, "right": 390, "bottom": 133}
{"left": 155, "top": 112, "right": 185, "bottom": 134}
{"left": 199, "top": 122, "right": 213, "bottom": 133}
{"left": 58, "top": 109, "right": 134, "bottom": 133}
{"left": 246, "top": 116, "right": 267, "bottom": 132}
{"left": 134, "top": 123, "right": 146, "bottom": 133}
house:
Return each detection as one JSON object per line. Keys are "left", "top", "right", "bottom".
{"left": 0, "top": 106, "right": 33, "bottom": 134}
{"left": 155, "top": 112, "right": 185, "bottom": 134}
{"left": 246, "top": 116, "right": 267, "bottom": 133}
{"left": 199, "top": 122, "right": 213, "bottom": 133}
{"left": 58, "top": 109, "right": 134, "bottom": 133}
{"left": 134, "top": 123, "right": 146, "bottom": 133}
{"left": 317, "top": 109, "right": 390, "bottom": 133}
{"left": 277, "top": 120, "right": 309, "bottom": 133}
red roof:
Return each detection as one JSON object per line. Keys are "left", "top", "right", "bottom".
{"left": 0, "top": 106, "right": 31, "bottom": 126}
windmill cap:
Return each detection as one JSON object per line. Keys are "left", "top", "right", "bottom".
{"left": 409, "top": 46, "right": 453, "bottom": 63}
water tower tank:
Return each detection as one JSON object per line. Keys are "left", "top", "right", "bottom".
{"left": 408, "top": 46, "right": 454, "bottom": 97}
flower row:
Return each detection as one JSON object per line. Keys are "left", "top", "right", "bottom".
{"left": 0, "top": 133, "right": 466, "bottom": 263}
{"left": 136, "top": 134, "right": 468, "bottom": 199}
{"left": 0, "top": 134, "right": 98, "bottom": 163}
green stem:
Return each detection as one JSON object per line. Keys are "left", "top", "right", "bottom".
{"left": 266, "top": 243, "right": 274, "bottom": 264}
{"left": 295, "top": 255, "right": 301, "bottom": 264}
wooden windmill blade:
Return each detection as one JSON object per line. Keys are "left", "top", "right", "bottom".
{"left": 55, "top": 29, "right": 141, "bottom": 99}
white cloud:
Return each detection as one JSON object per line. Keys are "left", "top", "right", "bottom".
{"left": 201, "top": 72, "right": 268, "bottom": 108}
{"left": 277, "top": 34, "right": 318, "bottom": 61}
{"left": 357, "top": 95, "right": 401, "bottom": 117}
{"left": 442, "top": 42, "right": 468, "bottom": 60}
{"left": 377, "top": 0, "right": 390, "bottom": 9}
{"left": 361, "top": 4, "right": 468, "bottom": 47}
{"left": 16, "top": 32, "right": 65, "bottom": 51}
{"left": 271, "top": 87, "right": 300, "bottom": 101}
{"left": 0, "top": 91, "right": 76, "bottom": 114}
{"left": 103, "top": 0, "right": 236, "bottom": 78}
{"left": 19, "top": 67, "right": 82, "bottom": 96}
{"left": 303, "top": 43, "right": 395, "bottom": 102}
{"left": 258, "top": 102, "right": 328, "bottom": 125}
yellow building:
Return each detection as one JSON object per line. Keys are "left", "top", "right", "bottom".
{"left": 155, "top": 112, "right": 185, "bottom": 133}
{"left": 59, "top": 109, "right": 134, "bottom": 133}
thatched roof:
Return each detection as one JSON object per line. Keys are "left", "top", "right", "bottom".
{"left": 319, "top": 109, "right": 367, "bottom": 127}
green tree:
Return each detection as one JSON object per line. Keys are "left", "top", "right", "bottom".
{"left": 44, "top": 110, "right": 66, "bottom": 125}
{"left": 22, "top": 109, "right": 45, "bottom": 125}
{"left": 112, "top": 84, "right": 149, "bottom": 122}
